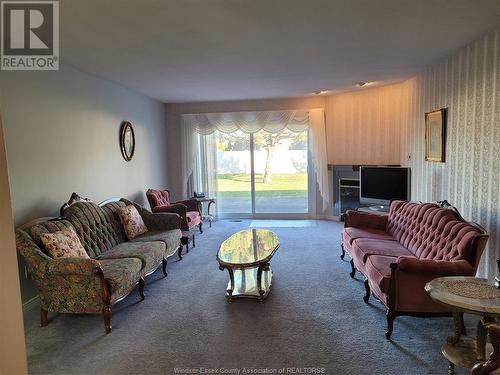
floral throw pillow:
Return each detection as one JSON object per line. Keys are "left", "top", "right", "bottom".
{"left": 41, "top": 226, "right": 89, "bottom": 259}
{"left": 118, "top": 205, "right": 148, "bottom": 240}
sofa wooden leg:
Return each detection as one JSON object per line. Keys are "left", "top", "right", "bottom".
{"left": 177, "top": 245, "right": 183, "bottom": 260}
{"left": 199, "top": 222, "right": 203, "bottom": 234}
{"left": 340, "top": 243, "right": 345, "bottom": 260}
{"left": 386, "top": 309, "right": 395, "bottom": 340}
{"left": 162, "top": 258, "right": 168, "bottom": 277}
{"left": 103, "top": 305, "right": 111, "bottom": 334}
{"left": 138, "top": 277, "right": 145, "bottom": 300}
{"left": 193, "top": 234, "right": 195, "bottom": 248}
{"left": 349, "top": 259, "right": 356, "bottom": 278}
{"left": 363, "top": 279, "right": 371, "bottom": 303}
{"left": 40, "top": 307, "right": 48, "bottom": 327}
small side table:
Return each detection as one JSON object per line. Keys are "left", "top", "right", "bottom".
{"left": 192, "top": 197, "right": 215, "bottom": 227}
{"left": 425, "top": 277, "right": 500, "bottom": 375}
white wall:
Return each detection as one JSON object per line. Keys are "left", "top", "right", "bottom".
{"left": 0, "top": 64, "right": 169, "bottom": 301}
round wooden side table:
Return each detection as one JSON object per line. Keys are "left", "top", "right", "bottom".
{"left": 425, "top": 277, "right": 500, "bottom": 375}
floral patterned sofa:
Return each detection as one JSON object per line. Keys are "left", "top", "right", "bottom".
{"left": 342, "top": 200, "right": 489, "bottom": 339}
{"left": 16, "top": 197, "right": 182, "bottom": 334}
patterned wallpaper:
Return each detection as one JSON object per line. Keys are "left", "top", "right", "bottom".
{"left": 400, "top": 29, "right": 499, "bottom": 278}
{"left": 325, "top": 83, "right": 403, "bottom": 165}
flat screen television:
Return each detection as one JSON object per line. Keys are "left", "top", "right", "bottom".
{"left": 360, "top": 166, "right": 410, "bottom": 208}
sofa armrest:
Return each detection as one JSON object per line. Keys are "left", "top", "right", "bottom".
{"left": 388, "top": 257, "right": 475, "bottom": 313}
{"left": 344, "top": 210, "right": 388, "bottom": 230}
{"left": 174, "top": 199, "right": 201, "bottom": 213}
{"left": 152, "top": 203, "right": 186, "bottom": 216}
{"left": 395, "top": 257, "right": 475, "bottom": 276}
{"left": 144, "top": 212, "right": 182, "bottom": 231}
{"left": 121, "top": 199, "right": 183, "bottom": 230}
{"left": 46, "top": 257, "right": 101, "bottom": 275}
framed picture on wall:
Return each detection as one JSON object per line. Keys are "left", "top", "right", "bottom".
{"left": 425, "top": 108, "right": 447, "bottom": 162}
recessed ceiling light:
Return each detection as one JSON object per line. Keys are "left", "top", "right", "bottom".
{"left": 356, "top": 82, "right": 374, "bottom": 87}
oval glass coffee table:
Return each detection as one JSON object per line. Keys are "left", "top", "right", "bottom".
{"left": 217, "top": 229, "right": 279, "bottom": 302}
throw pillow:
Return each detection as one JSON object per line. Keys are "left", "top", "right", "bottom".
{"left": 118, "top": 205, "right": 148, "bottom": 240}
{"left": 41, "top": 226, "right": 89, "bottom": 259}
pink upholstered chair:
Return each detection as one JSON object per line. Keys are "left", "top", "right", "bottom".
{"left": 146, "top": 189, "right": 202, "bottom": 233}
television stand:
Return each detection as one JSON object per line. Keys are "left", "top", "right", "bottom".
{"left": 358, "top": 205, "right": 389, "bottom": 215}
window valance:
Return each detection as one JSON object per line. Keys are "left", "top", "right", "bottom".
{"left": 183, "top": 110, "right": 310, "bottom": 135}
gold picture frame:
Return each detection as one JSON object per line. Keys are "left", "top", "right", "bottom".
{"left": 425, "top": 108, "right": 447, "bottom": 162}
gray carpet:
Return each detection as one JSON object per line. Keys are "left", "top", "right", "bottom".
{"left": 23, "top": 220, "right": 471, "bottom": 375}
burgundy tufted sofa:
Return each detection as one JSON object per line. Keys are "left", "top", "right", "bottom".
{"left": 341, "top": 200, "right": 489, "bottom": 339}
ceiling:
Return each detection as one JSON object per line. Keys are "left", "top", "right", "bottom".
{"left": 61, "top": 0, "right": 499, "bottom": 103}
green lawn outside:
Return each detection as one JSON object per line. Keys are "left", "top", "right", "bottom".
{"left": 217, "top": 173, "right": 307, "bottom": 198}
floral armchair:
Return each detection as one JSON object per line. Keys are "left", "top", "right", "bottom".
{"left": 146, "top": 189, "right": 203, "bottom": 233}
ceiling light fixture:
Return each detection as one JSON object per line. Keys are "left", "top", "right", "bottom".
{"left": 357, "top": 81, "right": 374, "bottom": 87}
{"left": 312, "top": 90, "right": 328, "bottom": 95}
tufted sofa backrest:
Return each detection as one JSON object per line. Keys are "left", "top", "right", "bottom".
{"left": 63, "top": 201, "right": 127, "bottom": 258}
{"left": 24, "top": 219, "right": 75, "bottom": 252}
{"left": 387, "top": 200, "right": 487, "bottom": 264}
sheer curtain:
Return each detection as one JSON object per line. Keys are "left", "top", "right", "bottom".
{"left": 181, "top": 109, "right": 330, "bottom": 211}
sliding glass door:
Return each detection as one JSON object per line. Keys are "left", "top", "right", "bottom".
{"left": 214, "top": 130, "right": 252, "bottom": 215}
{"left": 253, "top": 129, "right": 308, "bottom": 213}
{"left": 213, "top": 129, "right": 309, "bottom": 217}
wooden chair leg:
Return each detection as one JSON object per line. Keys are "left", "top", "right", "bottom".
{"left": 40, "top": 307, "right": 48, "bottom": 327}
{"left": 340, "top": 243, "right": 345, "bottom": 260}
{"left": 177, "top": 245, "right": 183, "bottom": 260}
{"left": 103, "top": 305, "right": 111, "bottom": 334}
{"left": 138, "top": 277, "right": 145, "bottom": 300}
{"left": 386, "top": 309, "right": 396, "bottom": 340}
{"left": 162, "top": 258, "right": 168, "bottom": 277}
{"left": 199, "top": 222, "right": 203, "bottom": 234}
{"left": 193, "top": 234, "right": 195, "bottom": 248}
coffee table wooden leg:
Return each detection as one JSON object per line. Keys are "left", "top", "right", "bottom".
{"left": 219, "top": 265, "right": 234, "bottom": 302}
{"left": 257, "top": 263, "right": 270, "bottom": 301}
{"left": 227, "top": 267, "right": 235, "bottom": 302}
{"left": 257, "top": 266, "right": 264, "bottom": 300}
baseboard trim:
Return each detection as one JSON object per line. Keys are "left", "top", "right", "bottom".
{"left": 317, "top": 215, "right": 341, "bottom": 221}
{"left": 23, "top": 295, "right": 39, "bottom": 313}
